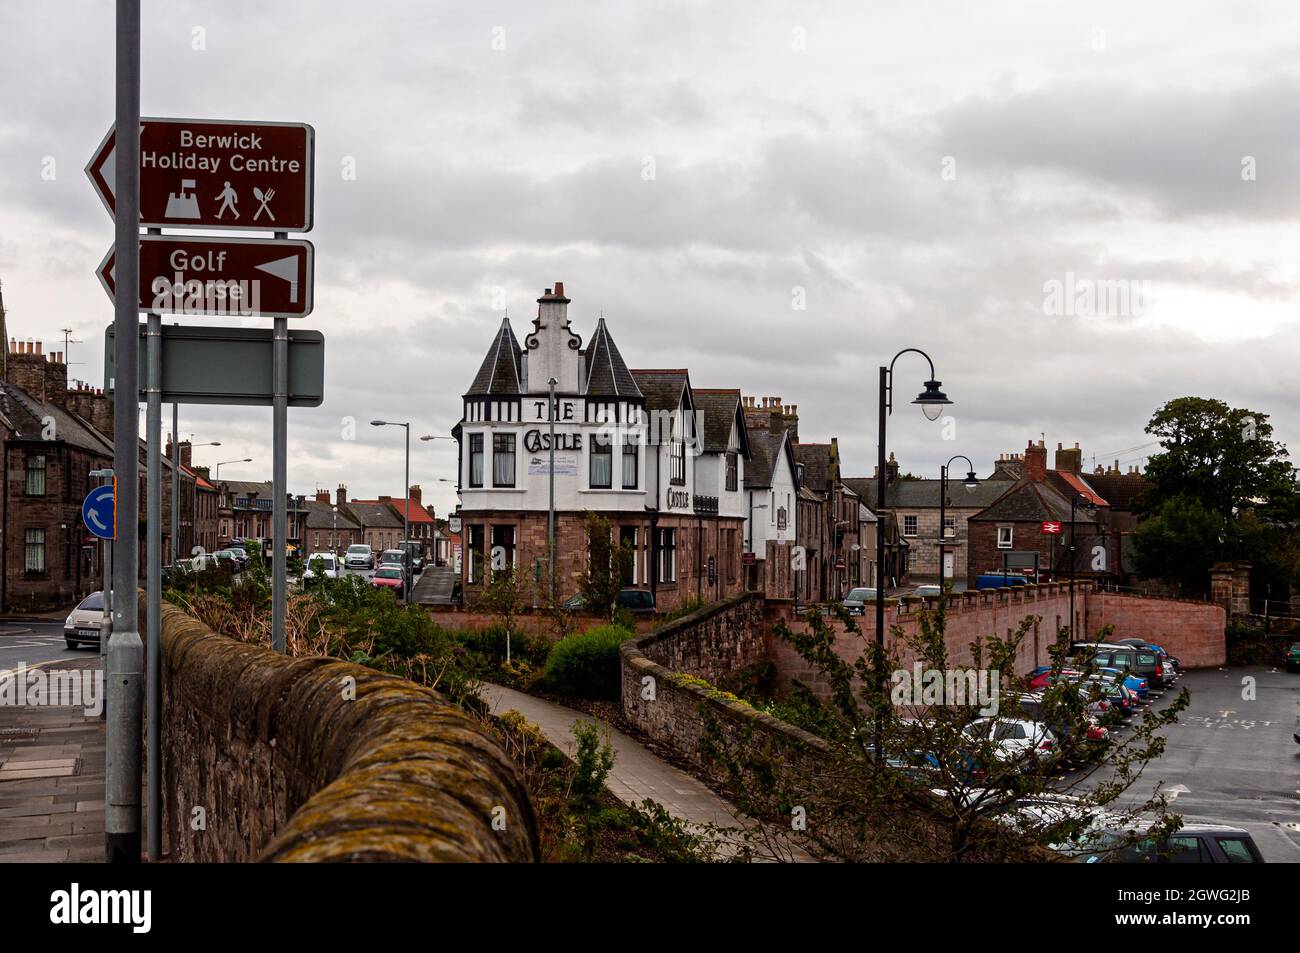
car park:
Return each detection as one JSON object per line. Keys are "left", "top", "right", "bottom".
{"left": 302, "top": 552, "right": 340, "bottom": 583}
{"left": 63, "top": 591, "right": 105, "bottom": 649}
{"left": 842, "top": 587, "right": 877, "bottom": 614}
{"left": 345, "top": 544, "right": 375, "bottom": 570}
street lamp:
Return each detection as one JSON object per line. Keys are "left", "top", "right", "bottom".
{"left": 937, "top": 455, "right": 978, "bottom": 593}
{"left": 1068, "top": 491, "right": 1098, "bottom": 643}
{"left": 372, "top": 420, "right": 411, "bottom": 601}
{"left": 213, "top": 457, "right": 252, "bottom": 481}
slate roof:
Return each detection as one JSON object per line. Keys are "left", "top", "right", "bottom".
{"left": 793, "top": 443, "right": 832, "bottom": 493}
{"left": 969, "top": 478, "right": 1104, "bottom": 525}
{"left": 692, "top": 389, "right": 748, "bottom": 455}
{"left": 345, "top": 500, "right": 405, "bottom": 529}
{"left": 582, "top": 318, "right": 642, "bottom": 399}
{"left": 843, "top": 476, "right": 1010, "bottom": 510}
{"left": 304, "top": 500, "right": 361, "bottom": 531}
{"left": 630, "top": 369, "right": 688, "bottom": 414}
{"left": 466, "top": 318, "right": 523, "bottom": 396}
{"left": 0, "top": 379, "right": 113, "bottom": 456}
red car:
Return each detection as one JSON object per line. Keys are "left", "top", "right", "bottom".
{"left": 370, "top": 566, "right": 405, "bottom": 594}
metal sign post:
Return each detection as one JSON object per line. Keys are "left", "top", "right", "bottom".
{"left": 144, "top": 298, "right": 162, "bottom": 861}
{"left": 171, "top": 403, "right": 179, "bottom": 566}
{"left": 106, "top": 0, "right": 143, "bottom": 865}
{"left": 86, "top": 471, "right": 115, "bottom": 722}
{"left": 272, "top": 231, "right": 288, "bottom": 653}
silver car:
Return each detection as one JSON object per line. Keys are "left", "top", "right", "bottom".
{"left": 842, "top": 587, "right": 878, "bottom": 615}
{"left": 64, "top": 591, "right": 105, "bottom": 649}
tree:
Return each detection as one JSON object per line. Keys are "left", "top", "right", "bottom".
{"left": 1131, "top": 494, "right": 1225, "bottom": 593}
{"left": 478, "top": 549, "right": 532, "bottom": 664}
{"left": 1141, "top": 397, "right": 1296, "bottom": 520}
{"left": 1137, "top": 397, "right": 1300, "bottom": 594}
{"left": 705, "top": 602, "right": 1187, "bottom": 861}
{"left": 578, "top": 513, "right": 634, "bottom": 620}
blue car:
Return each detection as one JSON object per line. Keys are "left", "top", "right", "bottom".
{"left": 1097, "top": 666, "right": 1148, "bottom": 700}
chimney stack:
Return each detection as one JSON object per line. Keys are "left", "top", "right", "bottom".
{"left": 409, "top": 484, "right": 422, "bottom": 506}
{"left": 315, "top": 488, "right": 330, "bottom": 503}
{"left": 1024, "top": 439, "right": 1048, "bottom": 482}
{"left": 336, "top": 484, "right": 347, "bottom": 506}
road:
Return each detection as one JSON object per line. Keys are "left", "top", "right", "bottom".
{"left": 0, "top": 620, "right": 82, "bottom": 675}
{"left": 1084, "top": 665, "right": 1300, "bottom": 862}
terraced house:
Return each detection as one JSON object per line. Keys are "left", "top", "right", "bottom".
{"left": 452, "top": 282, "right": 749, "bottom": 610}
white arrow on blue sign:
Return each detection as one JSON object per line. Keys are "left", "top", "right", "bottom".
{"left": 82, "top": 484, "right": 115, "bottom": 539}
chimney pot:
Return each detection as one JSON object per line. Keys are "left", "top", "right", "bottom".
{"left": 554, "top": 281, "right": 564, "bottom": 297}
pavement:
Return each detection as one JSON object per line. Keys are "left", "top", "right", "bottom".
{"left": 0, "top": 655, "right": 105, "bottom": 862}
{"left": 410, "top": 564, "right": 457, "bottom": 604}
{"left": 479, "top": 682, "right": 814, "bottom": 861}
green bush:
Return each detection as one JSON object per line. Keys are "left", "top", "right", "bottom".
{"left": 456, "top": 623, "right": 552, "bottom": 670}
{"left": 542, "top": 624, "right": 633, "bottom": 699}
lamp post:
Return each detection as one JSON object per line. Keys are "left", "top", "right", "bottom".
{"left": 937, "top": 455, "right": 978, "bottom": 593}
{"left": 547, "top": 378, "right": 557, "bottom": 604}
{"left": 213, "top": 457, "right": 251, "bottom": 482}
{"left": 1068, "top": 491, "right": 1097, "bottom": 642}
{"left": 874, "top": 350, "right": 951, "bottom": 762}
{"left": 372, "top": 420, "right": 411, "bottom": 601}
{"left": 875, "top": 349, "right": 952, "bottom": 654}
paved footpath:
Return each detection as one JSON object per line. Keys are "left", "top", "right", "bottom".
{"left": 0, "top": 656, "right": 105, "bottom": 862}
{"left": 480, "top": 682, "right": 816, "bottom": 861}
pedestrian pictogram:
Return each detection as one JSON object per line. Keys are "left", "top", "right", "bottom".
{"left": 85, "top": 117, "right": 314, "bottom": 231}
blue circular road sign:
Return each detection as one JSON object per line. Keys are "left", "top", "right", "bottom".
{"left": 82, "top": 484, "right": 115, "bottom": 539}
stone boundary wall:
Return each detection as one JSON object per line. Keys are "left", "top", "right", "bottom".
{"left": 152, "top": 598, "right": 538, "bottom": 862}
{"left": 619, "top": 592, "right": 831, "bottom": 818}
{"left": 425, "top": 606, "right": 656, "bottom": 639}
{"left": 1084, "top": 591, "right": 1226, "bottom": 667}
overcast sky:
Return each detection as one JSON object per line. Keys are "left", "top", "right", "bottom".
{"left": 3, "top": 1, "right": 1298, "bottom": 516}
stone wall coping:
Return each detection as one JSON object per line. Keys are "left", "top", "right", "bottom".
{"left": 151, "top": 596, "right": 539, "bottom": 863}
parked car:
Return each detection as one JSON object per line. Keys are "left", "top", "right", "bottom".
{"left": 561, "top": 588, "right": 657, "bottom": 615}
{"left": 379, "top": 549, "right": 407, "bottom": 568}
{"left": 975, "top": 573, "right": 1031, "bottom": 590}
{"left": 345, "top": 544, "right": 375, "bottom": 570}
{"left": 1066, "top": 824, "right": 1264, "bottom": 864}
{"left": 962, "top": 716, "right": 1058, "bottom": 765}
{"left": 63, "top": 591, "right": 105, "bottom": 649}
{"left": 402, "top": 541, "right": 425, "bottom": 574}
{"left": 842, "top": 587, "right": 878, "bottom": 614}
{"left": 909, "top": 585, "right": 943, "bottom": 599}
{"left": 302, "top": 552, "right": 340, "bottom": 584}
{"left": 1010, "top": 692, "right": 1109, "bottom": 748}
{"left": 1287, "top": 642, "right": 1300, "bottom": 673}
{"left": 213, "top": 548, "right": 247, "bottom": 570}
{"left": 1091, "top": 644, "right": 1168, "bottom": 689}
{"left": 370, "top": 566, "right": 405, "bottom": 594}
{"left": 1096, "top": 666, "right": 1150, "bottom": 700}
{"left": 190, "top": 552, "right": 225, "bottom": 572}
{"left": 1113, "top": 639, "right": 1180, "bottom": 683}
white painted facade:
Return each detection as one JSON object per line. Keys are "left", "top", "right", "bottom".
{"left": 744, "top": 428, "right": 798, "bottom": 557}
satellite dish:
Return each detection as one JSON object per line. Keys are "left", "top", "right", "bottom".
{"left": 254, "top": 255, "right": 299, "bottom": 303}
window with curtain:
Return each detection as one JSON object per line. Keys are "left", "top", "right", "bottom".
{"left": 590, "top": 435, "right": 612, "bottom": 488}
{"left": 493, "top": 433, "right": 515, "bottom": 487}
{"left": 725, "top": 451, "right": 737, "bottom": 491}
{"left": 669, "top": 439, "right": 685, "bottom": 485}
{"left": 25, "top": 529, "right": 45, "bottom": 573}
{"left": 657, "top": 528, "right": 676, "bottom": 582}
{"left": 621, "top": 441, "right": 638, "bottom": 489}
{"left": 26, "top": 454, "right": 46, "bottom": 496}
{"left": 469, "top": 434, "right": 484, "bottom": 487}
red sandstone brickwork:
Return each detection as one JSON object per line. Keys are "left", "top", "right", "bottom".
{"left": 766, "top": 584, "right": 1226, "bottom": 693}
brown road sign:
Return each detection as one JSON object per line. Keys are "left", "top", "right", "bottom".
{"left": 86, "top": 117, "right": 314, "bottom": 231}
{"left": 98, "top": 235, "right": 314, "bottom": 318}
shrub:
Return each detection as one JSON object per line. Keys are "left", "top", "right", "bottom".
{"left": 542, "top": 624, "right": 633, "bottom": 699}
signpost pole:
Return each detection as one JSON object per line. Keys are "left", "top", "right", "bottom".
{"left": 145, "top": 305, "right": 162, "bottom": 862}
{"left": 272, "top": 230, "right": 288, "bottom": 653}
{"left": 171, "top": 402, "right": 178, "bottom": 566}
{"left": 547, "top": 377, "right": 556, "bottom": 605}
{"left": 107, "top": 0, "right": 143, "bottom": 864}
